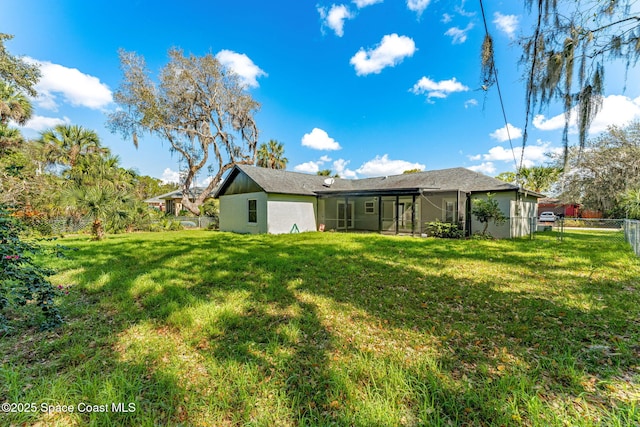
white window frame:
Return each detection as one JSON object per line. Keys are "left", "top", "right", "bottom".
{"left": 443, "top": 199, "right": 456, "bottom": 223}
{"left": 248, "top": 199, "right": 257, "bottom": 224}
{"left": 364, "top": 200, "right": 376, "bottom": 214}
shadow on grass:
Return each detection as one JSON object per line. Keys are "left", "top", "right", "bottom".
{"left": 2, "top": 230, "right": 638, "bottom": 425}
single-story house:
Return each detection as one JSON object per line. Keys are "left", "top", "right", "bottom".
{"left": 145, "top": 188, "right": 214, "bottom": 216}
{"left": 144, "top": 191, "right": 175, "bottom": 212}
{"left": 214, "top": 165, "right": 545, "bottom": 238}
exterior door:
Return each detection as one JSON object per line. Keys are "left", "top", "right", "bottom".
{"left": 337, "top": 201, "right": 353, "bottom": 230}
{"left": 397, "top": 203, "right": 405, "bottom": 228}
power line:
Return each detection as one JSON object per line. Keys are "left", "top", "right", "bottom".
{"left": 478, "top": 0, "right": 521, "bottom": 182}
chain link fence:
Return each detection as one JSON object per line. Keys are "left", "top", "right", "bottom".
{"left": 545, "top": 218, "right": 631, "bottom": 247}
{"left": 171, "top": 216, "right": 218, "bottom": 229}
{"left": 44, "top": 215, "right": 218, "bottom": 235}
{"left": 624, "top": 219, "right": 640, "bottom": 256}
{"left": 49, "top": 216, "right": 92, "bottom": 234}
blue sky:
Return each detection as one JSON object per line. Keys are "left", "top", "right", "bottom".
{"left": 2, "top": 0, "right": 640, "bottom": 183}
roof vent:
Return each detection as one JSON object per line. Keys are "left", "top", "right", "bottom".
{"left": 323, "top": 177, "right": 335, "bottom": 187}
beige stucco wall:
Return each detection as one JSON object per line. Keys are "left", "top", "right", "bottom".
{"left": 470, "top": 192, "right": 539, "bottom": 238}
{"left": 267, "top": 194, "right": 318, "bottom": 234}
{"left": 470, "top": 192, "right": 513, "bottom": 238}
{"left": 219, "top": 192, "right": 268, "bottom": 234}
{"left": 509, "top": 195, "right": 539, "bottom": 238}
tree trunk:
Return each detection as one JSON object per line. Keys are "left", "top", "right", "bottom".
{"left": 92, "top": 218, "right": 105, "bottom": 241}
{"left": 181, "top": 195, "right": 201, "bottom": 216}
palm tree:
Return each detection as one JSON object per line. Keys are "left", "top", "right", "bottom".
{"left": 0, "top": 82, "right": 33, "bottom": 125}
{"left": 519, "top": 166, "right": 561, "bottom": 193}
{"left": 256, "top": 140, "right": 288, "bottom": 169}
{"left": 317, "top": 169, "right": 340, "bottom": 178}
{"left": 39, "top": 125, "right": 109, "bottom": 168}
{"left": 495, "top": 171, "right": 516, "bottom": 184}
{"left": 63, "top": 185, "right": 133, "bottom": 240}
{"left": 0, "top": 124, "right": 24, "bottom": 153}
{"left": 66, "top": 153, "right": 132, "bottom": 189}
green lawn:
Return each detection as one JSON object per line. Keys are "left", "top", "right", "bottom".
{"left": 1, "top": 230, "right": 639, "bottom": 426}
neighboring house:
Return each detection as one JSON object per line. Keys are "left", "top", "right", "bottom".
{"left": 145, "top": 188, "right": 214, "bottom": 216}
{"left": 214, "top": 165, "right": 544, "bottom": 238}
{"left": 143, "top": 191, "right": 175, "bottom": 212}
{"left": 537, "top": 198, "right": 604, "bottom": 219}
{"left": 538, "top": 198, "right": 579, "bottom": 218}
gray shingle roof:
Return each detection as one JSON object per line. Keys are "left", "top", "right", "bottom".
{"left": 233, "top": 164, "right": 354, "bottom": 195}
{"left": 154, "top": 187, "right": 212, "bottom": 200}
{"left": 351, "top": 167, "right": 519, "bottom": 193}
{"left": 216, "top": 164, "right": 542, "bottom": 197}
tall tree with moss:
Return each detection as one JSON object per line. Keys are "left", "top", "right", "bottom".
{"left": 481, "top": 1, "right": 640, "bottom": 165}
{"left": 108, "top": 48, "right": 260, "bottom": 215}
{"left": 555, "top": 121, "right": 640, "bottom": 216}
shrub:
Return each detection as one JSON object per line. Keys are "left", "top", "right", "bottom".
{"left": 471, "top": 193, "right": 507, "bottom": 236}
{"left": 426, "top": 220, "right": 464, "bottom": 238}
{"left": 0, "top": 204, "right": 65, "bottom": 332}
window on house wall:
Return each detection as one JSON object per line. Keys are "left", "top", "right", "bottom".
{"left": 444, "top": 200, "right": 455, "bottom": 223}
{"left": 248, "top": 199, "right": 257, "bottom": 223}
{"left": 364, "top": 200, "right": 375, "bottom": 214}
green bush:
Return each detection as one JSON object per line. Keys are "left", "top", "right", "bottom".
{"left": 0, "top": 205, "right": 65, "bottom": 332}
{"left": 426, "top": 220, "right": 464, "bottom": 238}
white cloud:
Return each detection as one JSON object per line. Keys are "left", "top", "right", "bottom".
{"left": 21, "top": 115, "right": 71, "bottom": 132}
{"left": 161, "top": 168, "right": 180, "bottom": 184}
{"left": 532, "top": 95, "right": 640, "bottom": 135}
{"left": 444, "top": 23, "right": 474, "bottom": 44}
{"left": 468, "top": 162, "right": 496, "bottom": 174}
{"left": 411, "top": 76, "right": 469, "bottom": 100}
{"left": 294, "top": 154, "right": 343, "bottom": 174}
{"left": 590, "top": 95, "right": 640, "bottom": 133}
{"left": 490, "top": 123, "right": 523, "bottom": 142}
{"left": 25, "top": 58, "right": 112, "bottom": 111}
{"left": 294, "top": 160, "right": 323, "bottom": 174}
{"left": 493, "top": 12, "right": 519, "bottom": 38}
{"left": 301, "top": 128, "right": 342, "bottom": 150}
{"left": 407, "top": 0, "right": 431, "bottom": 16}
{"left": 468, "top": 140, "right": 562, "bottom": 171}
{"left": 532, "top": 113, "right": 567, "bottom": 131}
{"left": 464, "top": 98, "right": 478, "bottom": 108}
{"left": 333, "top": 158, "right": 358, "bottom": 178}
{"left": 441, "top": 13, "right": 453, "bottom": 23}
{"left": 353, "top": 0, "right": 383, "bottom": 9}
{"left": 318, "top": 4, "right": 354, "bottom": 37}
{"left": 350, "top": 34, "right": 416, "bottom": 76}
{"left": 356, "top": 154, "right": 425, "bottom": 177}
{"left": 215, "top": 50, "right": 267, "bottom": 89}
{"left": 455, "top": 1, "right": 476, "bottom": 17}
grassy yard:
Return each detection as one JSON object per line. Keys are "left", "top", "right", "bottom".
{"left": 1, "top": 230, "right": 639, "bottom": 426}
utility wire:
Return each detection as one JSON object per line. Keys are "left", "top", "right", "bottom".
{"left": 478, "top": 0, "right": 521, "bottom": 183}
